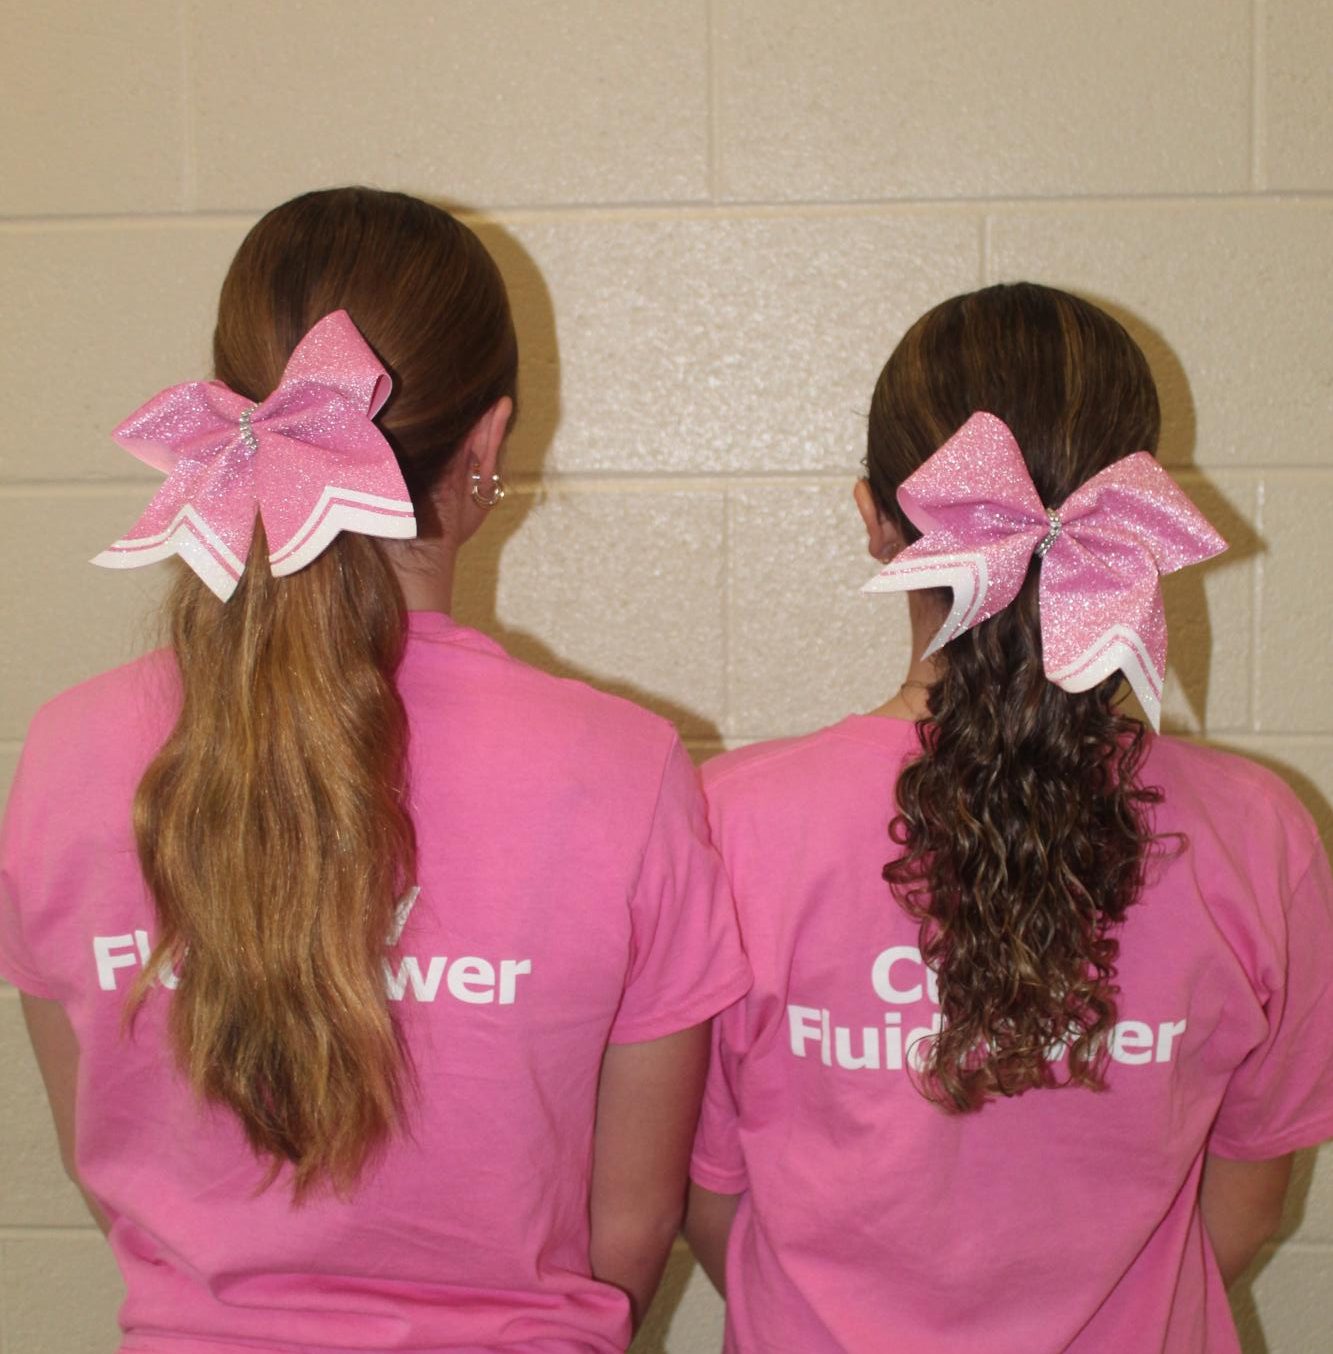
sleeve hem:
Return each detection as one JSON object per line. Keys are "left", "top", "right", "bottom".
{"left": 608, "top": 968, "right": 752, "bottom": 1046}
{"left": 0, "top": 952, "right": 59, "bottom": 999}
{"left": 1209, "top": 1114, "right": 1333, "bottom": 1161}
{"left": 689, "top": 1155, "right": 748, "bottom": 1195}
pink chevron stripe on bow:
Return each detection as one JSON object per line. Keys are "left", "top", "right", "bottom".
{"left": 92, "top": 310, "right": 415, "bottom": 601}
{"left": 861, "top": 411, "right": 1227, "bottom": 729}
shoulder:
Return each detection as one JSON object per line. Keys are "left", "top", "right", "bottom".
{"left": 508, "top": 655, "right": 676, "bottom": 747}
{"left": 701, "top": 734, "right": 810, "bottom": 796}
{"left": 24, "top": 649, "right": 177, "bottom": 753}
{"left": 703, "top": 717, "right": 918, "bottom": 818}
{"left": 481, "top": 646, "right": 680, "bottom": 762}
{"left": 9, "top": 651, "right": 176, "bottom": 830}
{"left": 1146, "top": 735, "right": 1322, "bottom": 869}
{"left": 526, "top": 663, "right": 683, "bottom": 778}
{"left": 403, "top": 625, "right": 681, "bottom": 787}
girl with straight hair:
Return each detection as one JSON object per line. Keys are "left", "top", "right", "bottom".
{"left": 685, "top": 283, "right": 1333, "bottom": 1352}
{"left": 1, "top": 186, "right": 749, "bottom": 1353}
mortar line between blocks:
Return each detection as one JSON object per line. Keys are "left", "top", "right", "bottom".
{"left": 482, "top": 466, "right": 1317, "bottom": 489}
{"left": 720, "top": 483, "right": 732, "bottom": 738}
{"left": 0, "top": 1226, "right": 103, "bottom": 1240}
{"left": 1245, "top": 1239, "right": 1333, "bottom": 1254}
{"left": 5, "top": 192, "right": 1333, "bottom": 232}
{"left": 1251, "top": 0, "right": 1267, "bottom": 192}
{"left": 0, "top": 481, "right": 170, "bottom": 499}
{"left": 4, "top": 467, "right": 1330, "bottom": 501}
{"left": 178, "top": 0, "right": 197, "bottom": 211}
{"left": 1251, "top": 478, "right": 1265, "bottom": 732}
{"left": 705, "top": 0, "right": 720, "bottom": 202}
{"left": 980, "top": 214, "right": 992, "bottom": 285}
{"left": 0, "top": 471, "right": 1326, "bottom": 508}
{"left": 1212, "top": 733, "right": 1333, "bottom": 747}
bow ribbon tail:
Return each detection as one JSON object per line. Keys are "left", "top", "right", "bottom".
{"left": 862, "top": 526, "right": 1048, "bottom": 657}
{"left": 1038, "top": 559, "right": 1171, "bottom": 730}
{"left": 91, "top": 450, "right": 259, "bottom": 602}
{"left": 861, "top": 552, "right": 992, "bottom": 657}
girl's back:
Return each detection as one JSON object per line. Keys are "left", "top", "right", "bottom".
{"left": 2, "top": 188, "right": 749, "bottom": 1353}
{"left": 693, "top": 716, "right": 1332, "bottom": 1353}
{"left": 4, "top": 612, "right": 742, "bottom": 1352}
{"left": 687, "top": 282, "right": 1333, "bottom": 1353}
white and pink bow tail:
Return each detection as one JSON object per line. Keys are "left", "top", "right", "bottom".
{"left": 253, "top": 309, "right": 417, "bottom": 575}
{"left": 1037, "top": 454, "right": 1228, "bottom": 731}
{"left": 91, "top": 396, "right": 261, "bottom": 602}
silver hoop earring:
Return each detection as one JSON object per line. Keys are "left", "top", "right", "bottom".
{"left": 471, "top": 471, "right": 506, "bottom": 509}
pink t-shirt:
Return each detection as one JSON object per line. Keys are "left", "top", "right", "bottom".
{"left": 0, "top": 611, "right": 750, "bottom": 1354}
{"left": 691, "top": 715, "right": 1333, "bottom": 1354}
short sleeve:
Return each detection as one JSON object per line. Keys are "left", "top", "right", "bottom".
{"left": 1210, "top": 841, "right": 1333, "bottom": 1160}
{"left": 690, "top": 1001, "right": 750, "bottom": 1193}
{"left": 0, "top": 744, "right": 59, "bottom": 998}
{"left": 608, "top": 737, "right": 751, "bottom": 1045}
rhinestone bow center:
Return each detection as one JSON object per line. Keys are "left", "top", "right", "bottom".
{"left": 1034, "top": 507, "right": 1062, "bottom": 559}
{"left": 238, "top": 406, "right": 260, "bottom": 453}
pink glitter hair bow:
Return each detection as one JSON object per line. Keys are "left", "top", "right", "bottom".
{"left": 861, "top": 411, "right": 1227, "bottom": 730}
{"left": 93, "top": 310, "right": 415, "bottom": 601}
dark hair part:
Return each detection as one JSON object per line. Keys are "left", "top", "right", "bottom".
{"left": 869, "top": 282, "right": 1166, "bottom": 1112}
{"left": 128, "top": 188, "right": 517, "bottom": 1196}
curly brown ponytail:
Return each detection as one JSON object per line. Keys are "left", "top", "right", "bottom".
{"left": 869, "top": 283, "right": 1171, "bottom": 1112}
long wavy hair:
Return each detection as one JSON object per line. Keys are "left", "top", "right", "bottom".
{"left": 127, "top": 188, "right": 517, "bottom": 1196}
{"left": 869, "top": 282, "right": 1168, "bottom": 1112}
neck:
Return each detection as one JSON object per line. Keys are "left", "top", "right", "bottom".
{"left": 385, "top": 534, "right": 459, "bottom": 616}
{"left": 871, "top": 592, "right": 945, "bottom": 721}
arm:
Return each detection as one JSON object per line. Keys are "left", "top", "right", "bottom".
{"left": 1200, "top": 1151, "right": 1293, "bottom": 1286}
{"left": 590, "top": 1022, "right": 709, "bottom": 1330}
{"left": 19, "top": 993, "right": 110, "bottom": 1234}
{"left": 684, "top": 1181, "right": 741, "bottom": 1295}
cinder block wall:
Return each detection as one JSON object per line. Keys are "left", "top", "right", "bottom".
{"left": 2, "top": 4, "right": 1329, "bottom": 1351}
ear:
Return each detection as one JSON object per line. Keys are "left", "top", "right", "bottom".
{"left": 853, "top": 478, "right": 904, "bottom": 562}
{"left": 464, "top": 396, "right": 514, "bottom": 482}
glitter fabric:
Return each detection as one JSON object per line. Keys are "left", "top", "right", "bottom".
{"left": 861, "top": 411, "right": 1228, "bottom": 729}
{"left": 91, "top": 310, "right": 416, "bottom": 602}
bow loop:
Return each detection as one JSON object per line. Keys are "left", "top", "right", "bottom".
{"left": 269, "top": 308, "right": 394, "bottom": 419}
{"left": 863, "top": 412, "right": 1052, "bottom": 657}
{"left": 1057, "top": 452, "right": 1228, "bottom": 574}
{"left": 93, "top": 311, "right": 415, "bottom": 600}
{"left": 111, "top": 381, "right": 254, "bottom": 475}
{"left": 862, "top": 411, "right": 1227, "bottom": 729}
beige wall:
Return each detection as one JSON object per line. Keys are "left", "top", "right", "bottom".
{"left": 2, "top": 2, "right": 1330, "bottom": 1350}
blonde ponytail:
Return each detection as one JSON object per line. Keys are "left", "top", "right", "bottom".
{"left": 126, "top": 187, "right": 516, "bottom": 1196}
{"left": 129, "top": 526, "right": 415, "bottom": 1197}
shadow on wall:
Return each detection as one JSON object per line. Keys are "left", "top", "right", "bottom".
{"left": 1211, "top": 730, "right": 1330, "bottom": 1354}
{"left": 631, "top": 1245, "right": 715, "bottom": 1354}
{"left": 1092, "top": 296, "right": 1263, "bottom": 734}
{"left": 1083, "top": 295, "right": 1332, "bottom": 1354}
{"left": 451, "top": 206, "right": 723, "bottom": 745}
{"left": 1211, "top": 727, "right": 1333, "bottom": 1343}
{"left": 1231, "top": 1146, "right": 1324, "bottom": 1354}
